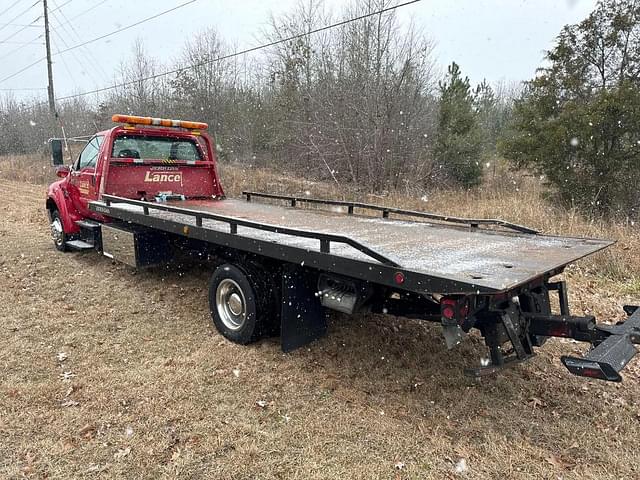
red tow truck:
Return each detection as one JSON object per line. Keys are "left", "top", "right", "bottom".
{"left": 46, "top": 114, "right": 640, "bottom": 382}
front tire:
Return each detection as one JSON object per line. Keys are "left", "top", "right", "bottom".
{"left": 50, "top": 209, "right": 68, "bottom": 252}
{"left": 208, "top": 263, "right": 274, "bottom": 344}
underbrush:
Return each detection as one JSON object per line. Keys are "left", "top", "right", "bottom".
{"left": 2, "top": 154, "right": 638, "bottom": 286}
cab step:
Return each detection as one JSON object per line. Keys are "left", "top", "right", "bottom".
{"left": 75, "top": 219, "right": 101, "bottom": 230}
{"left": 75, "top": 219, "right": 102, "bottom": 249}
{"left": 66, "top": 239, "right": 94, "bottom": 250}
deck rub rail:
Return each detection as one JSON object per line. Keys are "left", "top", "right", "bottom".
{"left": 100, "top": 194, "right": 401, "bottom": 267}
{"left": 242, "top": 191, "right": 539, "bottom": 235}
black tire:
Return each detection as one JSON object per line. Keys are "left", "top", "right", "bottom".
{"left": 50, "top": 209, "right": 68, "bottom": 252}
{"left": 208, "top": 262, "right": 275, "bottom": 344}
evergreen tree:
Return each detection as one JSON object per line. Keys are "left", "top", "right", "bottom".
{"left": 435, "top": 62, "right": 483, "bottom": 188}
{"left": 500, "top": 0, "right": 640, "bottom": 217}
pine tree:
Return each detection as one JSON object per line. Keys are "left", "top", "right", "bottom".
{"left": 500, "top": 0, "right": 640, "bottom": 217}
{"left": 435, "top": 62, "right": 483, "bottom": 188}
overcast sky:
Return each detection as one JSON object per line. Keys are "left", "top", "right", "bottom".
{"left": 0, "top": 0, "right": 597, "bottom": 100}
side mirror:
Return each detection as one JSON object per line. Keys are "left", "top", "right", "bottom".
{"left": 56, "top": 165, "right": 70, "bottom": 178}
{"left": 50, "top": 139, "right": 64, "bottom": 166}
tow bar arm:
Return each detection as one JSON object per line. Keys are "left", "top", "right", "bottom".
{"left": 557, "top": 306, "right": 640, "bottom": 382}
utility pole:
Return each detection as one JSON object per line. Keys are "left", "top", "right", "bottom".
{"left": 42, "top": 0, "right": 56, "bottom": 116}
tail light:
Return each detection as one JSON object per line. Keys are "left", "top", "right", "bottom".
{"left": 441, "top": 296, "right": 471, "bottom": 325}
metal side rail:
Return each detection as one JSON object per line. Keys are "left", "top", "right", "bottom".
{"left": 242, "top": 191, "right": 539, "bottom": 235}
{"left": 99, "top": 194, "right": 401, "bottom": 267}
{"left": 560, "top": 306, "right": 640, "bottom": 382}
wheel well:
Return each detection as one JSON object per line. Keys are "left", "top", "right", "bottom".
{"left": 46, "top": 198, "right": 58, "bottom": 220}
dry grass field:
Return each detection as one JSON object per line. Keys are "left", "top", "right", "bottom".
{"left": 1, "top": 154, "right": 640, "bottom": 479}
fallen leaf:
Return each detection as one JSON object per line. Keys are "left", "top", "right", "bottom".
{"left": 528, "top": 396, "right": 546, "bottom": 409}
{"left": 171, "top": 448, "right": 182, "bottom": 462}
{"left": 256, "top": 400, "right": 268, "bottom": 409}
{"left": 85, "top": 464, "right": 108, "bottom": 473}
{"left": 114, "top": 447, "right": 131, "bottom": 459}
{"left": 545, "top": 453, "right": 575, "bottom": 470}
{"left": 61, "top": 438, "right": 75, "bottom": 453}
{"left": 79, "top": 423, "right": 96, "bottom": 439}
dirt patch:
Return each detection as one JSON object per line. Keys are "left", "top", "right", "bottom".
{"left": 1, "top": 178, "right": 640, "bottom": 479}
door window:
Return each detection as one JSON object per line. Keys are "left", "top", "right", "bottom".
{"left": 77, "top": 136, "right": 104, "bottom": 170}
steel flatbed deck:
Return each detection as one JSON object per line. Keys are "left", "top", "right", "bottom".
{"left": 90, "top": 193, "right": 612, "bottom": 295}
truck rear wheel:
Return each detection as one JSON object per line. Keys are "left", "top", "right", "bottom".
{"left": 208, "top": 263, "right": 275, "bottom": 344}
{"left": 50, "top": 209, "right": 68, "bottom": 252}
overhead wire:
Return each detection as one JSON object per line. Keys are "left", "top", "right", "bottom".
{"left": 0, "top": 14, "right": 42, "bottom": 44}
{"left": 48, "top": 0, "right": 110, "bottom": 79}
{"left": 0, "top": 0, "right": 21, "bottom": 19}
{"left": 0, "top": 34, "right": 43, "bottom": 61}
{"left": 0, "top": 22, "right": 41, "bottom": 28}
{"left": 0, "top": 86, "right": 46, "bottom": 91}
{"left": 59, "top": 0, "right": 106, "bottom": 25}
{"left": 0, "top": 0, "right": 40, "bottom": 35}
{"left": 50, "top": 0, "right": 73, "bottom": 14}
{"left": 54, "top": 0, "right": 422, "bottom": 101}
{"left": 0, "top": 38, "right": 42, "bottom": 45}
{"left": 54, "top": 0, "right": 197, "bottom": 56}
{"left": 0, "top": 0, "right": 198, "bottom": 83}
{"left": 50, "top": 26, "right": 102, "bottom": 87}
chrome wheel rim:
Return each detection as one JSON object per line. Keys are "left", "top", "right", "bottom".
{"left": 51, "top": 217, "right": 64, "bottom": 246}
{"left": 216, "top": 279, "right": 247, "bottom": 331}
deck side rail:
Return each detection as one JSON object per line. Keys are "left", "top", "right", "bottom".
{"left": 100, "top": 194, "right": 401, "bottom": 267}
{"left": 242, "top": 191, "right": 539, "bottom": 235}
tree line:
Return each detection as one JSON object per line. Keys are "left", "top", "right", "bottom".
{"left": 1, "top": 0, "right": 638, "bottom": 218}
{"left": 0, "top": 0, "right": 511, "bottom": 192}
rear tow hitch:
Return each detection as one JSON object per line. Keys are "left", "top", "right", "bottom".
{"left": 561, "top": 305, "right": 640, "bottom": 382}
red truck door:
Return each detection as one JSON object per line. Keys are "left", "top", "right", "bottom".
{"left": 67, "top": 135, "right": 104, "bottom": 217}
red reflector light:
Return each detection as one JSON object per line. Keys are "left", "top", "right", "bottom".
{"left": 394, "top": 272, "right": 405, "bottom": 285}
{"left": 581, "top": 367, "right": 606, "bottom": 379}
{"left": 441, "top": 298, "right": 457, "bottom": 320}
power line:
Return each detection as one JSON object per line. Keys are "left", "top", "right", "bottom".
{"left": 0, "top": 0, "right": 21, "bottom": 19}
{"left": 0, "top": 34, "right": 42, "bottom": 62}
{"left": 0, "top": 0, "right": 40, "bottom": 35}
{"left": 0, "top": 0, "right": 198, "bottom": 83}
{"left": 0, "top": 23, "right": 42, "bottom": 28}
{"left": 55, "top": 0, "right": 197, "bottom": 56}
{"left": 0, "top": 14, "right": 41, "bottom": 44}
{"left": 49, "top": 0, "right": 109, "bottom": 80}
{"left": 0, "top": 86, "right": 46, "bottom": 91}
{"left": 55, "top": 0, "right": 422, "bottom": 102}
{"left": 60, "top": 0, "right": 106, "bottom": 25}
{"left": 50, "top": 26, "right": 101, "bottom": 86}
{"left": 0, "top": 38, "right": 42, "bottom": 45}
{"left": 50, "top": 0, "right": 73, "bottom": 14}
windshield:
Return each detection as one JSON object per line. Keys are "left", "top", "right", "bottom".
{"left": 111, "top": 135, "right": 202, "bottom": 161}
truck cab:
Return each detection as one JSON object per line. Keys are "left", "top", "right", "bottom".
{"left": 46, "top": 114, "right": 224, "bottom": 251}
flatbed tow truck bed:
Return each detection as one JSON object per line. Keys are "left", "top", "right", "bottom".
{"left": 92, "top": 193, "right": 611, "bottom": 294}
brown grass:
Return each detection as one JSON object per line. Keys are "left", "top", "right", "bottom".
{"left": 1, "top": 156, "right": 640, "bottom": 479}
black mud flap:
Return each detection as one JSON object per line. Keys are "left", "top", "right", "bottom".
{"left": 280, "top": 265, "right": 328, "bottom": 352}
{"left": 561, "top": 306, "right": 640, "bottom": 382}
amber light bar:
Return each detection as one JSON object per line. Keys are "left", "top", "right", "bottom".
{"left": 111, "top": 114, "right": 208, "bottom": 130}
